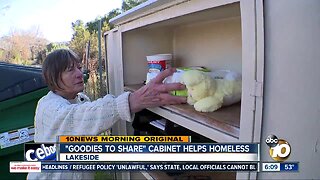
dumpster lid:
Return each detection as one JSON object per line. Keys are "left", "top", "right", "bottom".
{"left": 0, "top": 62, "right": 47, "bottom": 102}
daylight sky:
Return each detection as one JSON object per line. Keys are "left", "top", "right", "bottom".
{"left": 0, "top": 0, "right": 122, "bottom": 42}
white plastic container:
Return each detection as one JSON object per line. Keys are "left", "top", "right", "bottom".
{"left": 146, "top": 54, "right": 172, "bottom": 73}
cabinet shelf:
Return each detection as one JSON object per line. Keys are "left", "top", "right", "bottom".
{"left": 125, "top": 84, "right": 240, "bottom": 142}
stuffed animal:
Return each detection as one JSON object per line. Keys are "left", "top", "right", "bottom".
{"left": 180, "top": 70, "right": 241, "bottom": 112}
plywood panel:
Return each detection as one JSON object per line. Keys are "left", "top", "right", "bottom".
{"left": 174, "top": 17, "right": 242, "bottom": 73}
{"left": 261, "top": 0, "right": 320, "bottom": 179}
{"left": 122, "top": 27, "right": 174, "bottom": 85}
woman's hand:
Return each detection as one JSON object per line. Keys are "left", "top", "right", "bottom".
{"left": 129, "top": 68, "right": 187, "bottom": 113}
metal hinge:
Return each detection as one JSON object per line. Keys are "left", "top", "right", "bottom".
{"left": 250, "top": 81, "right": 263, "bottom": 111}
{"left": 251, "top": 81, "right": 263, "bottom": 98}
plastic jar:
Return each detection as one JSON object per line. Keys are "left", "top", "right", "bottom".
{"left": 146, "top": 54, "right": 172, "bottom": 73}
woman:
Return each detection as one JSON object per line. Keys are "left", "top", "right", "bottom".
{"left": 27, "top": 49, "right": 186, "bottom": 179}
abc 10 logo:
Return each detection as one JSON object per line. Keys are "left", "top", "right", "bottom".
{"left": 265, "top": 135, "right": 291, "bottom": 162}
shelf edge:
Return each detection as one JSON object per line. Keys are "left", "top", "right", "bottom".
{"left": 147, "top": 106, "right": 239, "bottom": 142}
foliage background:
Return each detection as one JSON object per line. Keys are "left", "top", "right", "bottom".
{"left": 0, "top": 0, "right": 146, "bottom": 66}
{"left": 0, "top": 0, "right": 147, "bottom": 100}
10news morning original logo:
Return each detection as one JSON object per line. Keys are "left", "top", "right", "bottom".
{"left": 24, "top": 143, "right": 56, "bottom": 161}
{"left": 265, "top": 135, "right": 291, "bottom": 162}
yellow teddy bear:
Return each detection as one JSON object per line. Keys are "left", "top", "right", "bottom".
{"left": 180, "top": 70, "right": 241, "bottom": 112}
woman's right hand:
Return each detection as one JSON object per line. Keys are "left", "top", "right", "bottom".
{"left": 129, "top": 68, "right": 187, "bottom": 113}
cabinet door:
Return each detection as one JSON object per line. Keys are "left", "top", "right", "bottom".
{"left": 239, "top": 0, "right": 264, "bottom": 143}
{"left": 105, "top": 28, "right": 130, "bottom": 180}
{"left": 105, "top": 29, "right": 128, "bottom": 136}
{"left": 106, "top": 28, "right": 124, "bottom": 96}
{"left": 239, "top": 0, "right": 264, "bottom": 179}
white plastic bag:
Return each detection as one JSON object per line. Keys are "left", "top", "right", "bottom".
{"left": 209, "top": 70, "right": 242, "bottom": 106}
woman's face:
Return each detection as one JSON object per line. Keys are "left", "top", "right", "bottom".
{"left": 58, "top": 62, "right": 84, "bottom": 98}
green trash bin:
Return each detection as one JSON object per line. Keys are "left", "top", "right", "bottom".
{"left": 0, "top": 62, "right": 48, "bottom": 179}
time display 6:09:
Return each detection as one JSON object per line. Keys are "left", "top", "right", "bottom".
{"left": 262, "top": 163, "right": 280, "bottom": 172}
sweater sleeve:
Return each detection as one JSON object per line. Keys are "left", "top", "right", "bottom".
{"left": 34, "top": 92, "right": 133, "bottom": 142}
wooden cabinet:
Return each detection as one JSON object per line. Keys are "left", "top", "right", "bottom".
{"left": 105, "top": 0, "right": 264, "bottom": 142}
{"left": 105, "top": 0, "right": 264, "bottom": 179}
{"left": 104, "top": 0, "right": 320, "bottom": 179}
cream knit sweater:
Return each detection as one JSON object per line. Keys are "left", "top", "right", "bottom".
{"left": 28, "top": 91, "right": 133, "bottom": 179}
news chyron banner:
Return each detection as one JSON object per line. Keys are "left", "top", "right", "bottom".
{"left": 11, "top": 136, "right": 260, "bottom": 173}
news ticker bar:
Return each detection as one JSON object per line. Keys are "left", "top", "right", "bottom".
{"left": 10, "top": 161, "right": 300, "bottom": 173}
{"left": 10, "top": 162, "right": 258, "bottom": 173}
{"left": 261, "top": 162, "right": 299, "bottom": 172}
